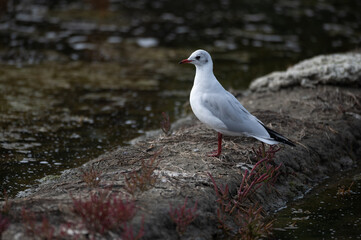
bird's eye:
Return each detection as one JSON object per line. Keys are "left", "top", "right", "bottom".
{"left": 195, "top": 56, "right": 200, "bottom": 60}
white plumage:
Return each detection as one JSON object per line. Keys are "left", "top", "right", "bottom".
{"left": 180, "top": 49, "right": 294, "bottom": 156}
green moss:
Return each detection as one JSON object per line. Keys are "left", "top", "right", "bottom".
{"left": 39, "top": 175, "right": 61, "bottom": 183}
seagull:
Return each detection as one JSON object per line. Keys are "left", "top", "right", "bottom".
{"left": 179, "top": 49, "right": 295, "bottom": 157}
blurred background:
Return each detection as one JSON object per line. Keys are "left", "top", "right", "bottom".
{"left": 0, "top": 0, "right": 360, "bottom": 196}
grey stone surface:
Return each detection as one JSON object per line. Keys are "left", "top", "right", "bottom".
{"left": 250, "top": 52, "right": 361, "bottom": 92}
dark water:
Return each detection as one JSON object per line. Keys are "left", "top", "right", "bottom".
{"left": 0, "top": 0, "right": 360, "bottom": 197}
{"left": 273, "top": 170, "right": 361, "bottom": 239}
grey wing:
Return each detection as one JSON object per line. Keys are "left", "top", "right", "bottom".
{"left": 201, "top": 91, "right": 269, "bottom": 137}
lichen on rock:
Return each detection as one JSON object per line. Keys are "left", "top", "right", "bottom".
{"left": 250, "top": 52, "right": 361, "bottom": 92}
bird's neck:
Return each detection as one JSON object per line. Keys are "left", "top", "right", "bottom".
{"left": 194, "top": 65, "right": 218, "bottom": 89}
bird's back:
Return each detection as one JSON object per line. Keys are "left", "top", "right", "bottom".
{"left": 190, "top": 73, "right": 273, "bottom": 140}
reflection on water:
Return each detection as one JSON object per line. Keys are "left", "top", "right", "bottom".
{"left": 0, "top": 0, "right": 360, "bottom": 196}
{"left": 273, "top": 170, "right": 361, "bottom": 239}
{"left": 0, "top": 60, "right": 187, "bottom": 196}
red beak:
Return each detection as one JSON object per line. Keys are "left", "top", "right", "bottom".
{"left": 179, "top": 59, "right": 193, "bottom": 64}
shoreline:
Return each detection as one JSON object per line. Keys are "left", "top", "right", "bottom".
{"left": 2, "top": 52, "right": 361, "bottom": 239}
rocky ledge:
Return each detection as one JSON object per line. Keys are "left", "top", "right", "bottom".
{"left": 1, "top": 52, "right": 361, "bottom": 239}
{"left": 250, "top": 52, "right": 361, "bottom": 91}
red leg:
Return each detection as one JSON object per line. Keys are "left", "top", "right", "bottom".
{"left": 208, "top": 132, "right": 222, "bottom": 157}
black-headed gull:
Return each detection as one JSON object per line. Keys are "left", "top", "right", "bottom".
{"left": 179, "top": 49, "right": 295, "bottom": 157}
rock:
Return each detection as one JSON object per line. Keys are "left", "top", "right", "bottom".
{"left": 2, "top": 54, "right": 361, "bottom": 240}
{"left": 250, "top": 52, "right": 361, "bottom": 92}
{"left": 3, "top": 84, "right": 360, "bottom": 240}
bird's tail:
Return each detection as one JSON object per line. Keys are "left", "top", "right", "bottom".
{"left": 263, "top": 125, "right": 295, "bottom": 147}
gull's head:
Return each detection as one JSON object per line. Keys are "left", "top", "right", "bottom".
{"left": 179, "top": 49, "right": 213, "bottom": 69}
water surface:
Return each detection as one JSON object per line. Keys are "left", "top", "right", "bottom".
{"left": 0, "top": 0, "right": 360, "bottom": 196}
{"left": 273, "top": 170, "right": 361, "bottom": 239}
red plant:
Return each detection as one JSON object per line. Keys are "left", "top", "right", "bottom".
{"left": 337, "top": 181, "right": 354, "bottom": 196}
{"left": 37, "top": 217, "right": 55, "bottom": 240}
{"left": 1, "top": 190, "right": 11, "bottom": 216}
{"left": 81, "top": 166, "right": 102, "bottom": 188}
{"left": 121, "top": 217, "right": 145, "bottom": 240}
{"left": 21, "top": 208, "right": 36, "bottom": 236}
{"left": 160, "top": 112, "right": 171, "bottom": 135}
{"left": 0, "top": 214, "right": 10, "bottom": 238}
{"left": 72, "top": 191, "right": 136, "bottom": 234}
{"left": 169, "top": 197, "right": 198, "bottom": 235}
{"left": 124, "top": 150, "right": 162, "bottom": 195}
{"left": 235, "top": 204, "right": 273, "bottom": 239}
{"left": 21, "top": 209, "right": 55, "bottom": 240}
{"left": 209, "top": 144, "right": 281, "bottom": 239}
{"left": 250, "top": 145, "right": 282, "bottom": 187}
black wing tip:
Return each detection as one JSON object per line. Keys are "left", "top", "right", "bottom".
{"left": 271, "top": 134, "right": 296, "bottom": 147}
{"left": 282, "top": 139, "right": 296, "bottom": 147}
{"left": 264, "top": 126, "right": 296, "bottom": 147}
